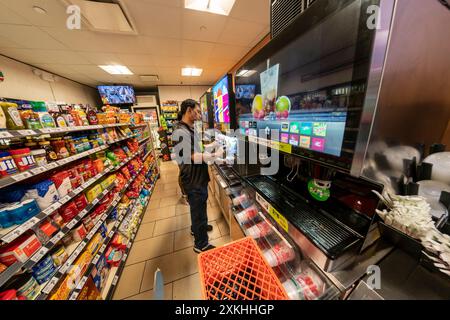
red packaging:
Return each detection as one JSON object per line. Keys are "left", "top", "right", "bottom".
{"left": 71, "top": 225, "right": 87, "bottom": 242}
{"left": 39, "top": 221, "right": 58, "bottom": 238}
{"left": 74, "top": 194, "right": 88, "bottom": 211}
{"left": 82, "top": 216, "right": 94, "bottom": 232}
{"left": 68, "top": 168, "right": 83, "bottom": 189}
{"left": 0, "top": 234, "right": 42, "bottom": 266}
{"left": 121, "top": 167, "right": 131, "bottom": 180}
{"left": 92, "top": 159, "right": 104, "bottom": 173}
{"left": 50, "top": 212, "right": 64, "bottom": 227}
{"left": 59, "top": 201, "right": 79, "bottom": 223}
{"left": 51, "top": 171, "right": 73, "bottom": 197}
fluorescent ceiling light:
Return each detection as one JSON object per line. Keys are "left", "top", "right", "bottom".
{"left": 236, "top": 70, "right": 257, "bottom": 77}
{"left": 99, "top": 65, "right": 133, "bottom": 75}
{"left": 184, "top": 0, "right": 236, "bottom": 16}
{"left": 182, "top": 68, "right": 203, "bottom": 77}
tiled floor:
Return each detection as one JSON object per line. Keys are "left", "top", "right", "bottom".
{"left": 114, "top": 161, "right": 231, "bottom": 300}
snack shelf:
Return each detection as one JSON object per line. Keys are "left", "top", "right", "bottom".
{"left": 102, "top": 172, "right": 158, "bottom": 300}
{"left": 0, "top": 182, "right": 117, "bottom": 288}
{"left": 35, "top": 163, "right": 149, "bottom": 300}
{"left": 0, "top": 134, "right": 137, "bottom": 190}
{"left": 0, "top": 123, "right": 146, "bottom": 139}
{"left": 36, "top": 193, "right": 120, "bottom": 300}
{"left": 138, "top": 136, "right": 150, "bottom": 145}
{"left": 0, "top": 146, "right": 144, "bottom": 244}
{"left": 67, "top": 201, "right": 133, "bottom": 300}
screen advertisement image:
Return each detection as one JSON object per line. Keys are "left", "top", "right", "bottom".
{"left": 200, "top": 94, "right": 209, "bottom": 124}
{"left": 213, "top": 76, "right": 231, "bottom": 124}
{"left": 98, "top": 86, "right": 136, "bottom": 105}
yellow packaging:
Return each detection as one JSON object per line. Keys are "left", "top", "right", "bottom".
{"left": 96, "top": 113, "right": 108, "bottom": 124}
{"left": 118, "top": 113, "right": 131, "bottom": 124}
{"left": 85, "top": 184, "right": 103, "bottom": 203}
{"left": 86, "top": 233, "right": 103, "bottom": 256}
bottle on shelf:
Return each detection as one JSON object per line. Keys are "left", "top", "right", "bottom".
{"left": 262, "top": 243, "right": 296, "bottom": 267}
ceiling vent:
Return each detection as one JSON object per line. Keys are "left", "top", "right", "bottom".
{"left": 271, "top": 0, "right": 316, "bottom": 38}
{"left": 140, "top": 75, "right": 160, "bottom": 82}
{"left": 62, "top": 0, "right": 137, "bottom": 35}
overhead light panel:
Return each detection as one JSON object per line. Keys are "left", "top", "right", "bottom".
{"left": 99, "top": 65, "right": 133, "bottom": 75}
{"left": 184, "top": 0, "right": 236, "bottom": 16}
{"left": 236, "top": 70, "right": 257, "bottom": 77}
{"left": 182, "top": 68, "right": 203, "bottom": 77}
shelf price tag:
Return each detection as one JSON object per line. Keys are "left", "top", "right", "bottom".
{"left": 31, "top": 247, "right": 49, "bottom": 263}
{"left": 46, "top": 162, "right": 59, "bottom": 170}
{"left": 52, "top": 231, "right": 65, "bottom": 243}
{"left": 22, "top": 217, "right": 40, "bottom": 230}
{"left": 66, "top": 220, "right": 77, "bottom": 229}
{"left": 112, "top": 275, "right": 119, "bottom": 286}
{"left": 59, "top": 195, "right": 71, "bottom": 204}
{"left": 43, "top": 203, "right": 60, "bottom": 216}
{"left": 43, "top": 277, "right": 60, "bottom": 294}
{"left": 0, "top": 131, "right": 14, "bottom": 138}
{"left": 11, "top": 171, "right": 33, "bottom": 181}
{"left": 92, "top": 198, "right": 99, "bottom": 205}
{"left": 31, "top": 166, "right": 47, "bottom": 175}
{"left": 69, "top": 292, "right": 78, "bottom": 301}
{"left": 17, "top": 130, "right": 37, "bottom": 136}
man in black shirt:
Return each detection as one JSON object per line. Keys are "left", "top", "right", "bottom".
{"left": 173, "top": 99, "right": 225, "bottom": 253}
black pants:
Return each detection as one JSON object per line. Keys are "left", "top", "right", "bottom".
{"left": 186, "top": 186, "right": 209, "bottom": 249}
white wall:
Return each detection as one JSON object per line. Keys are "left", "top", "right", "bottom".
{"left": 0, "top": 55, "right": 99, "bottom": 105}
{"left": 158, "top": 85, "right": 211, "bottom": 105}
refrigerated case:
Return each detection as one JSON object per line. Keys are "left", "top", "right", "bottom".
{"left": 132, "top": 106, "right": 161, "bottom": 150}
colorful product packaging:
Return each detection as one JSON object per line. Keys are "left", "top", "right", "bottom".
{"left": 0, "top": 234, "right": 42, "bottom": 266}
{"left": 59, "top": 201, "right": 79, "bottom": 223}
{"left": 23, "top": 180, "right": 60, "bottom": 210}
{"left": 51, "top": 172, "right": 73, "bottom": 198}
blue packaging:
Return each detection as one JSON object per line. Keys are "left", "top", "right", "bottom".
{"left": 0, "top": 185, "right": 27, "bottom": 203}
{"left": 6, "top": 204, "right": 26, "bottom": 226}
{"left": 11, "top": 199, "right": 40, "bottom": 224}
{"left": 0, "top": 206, "right": 13, "bottom": 228}
{"left": 99, "top": 223, "right": 107, "bottom": 238}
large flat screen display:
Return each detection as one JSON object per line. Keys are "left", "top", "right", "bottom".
{"left": 213, "top": 76, "right": 231, "bottom": 124}
{"left": 98, "top": 85, "right": 136, "bottom": 105}
{"left": 235, "top": 0, "right": 378, "bottom": 171}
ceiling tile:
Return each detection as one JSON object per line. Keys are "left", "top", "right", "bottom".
{"left": 1, "top": 0, "right": 75, "bottom": 28}
{"left": 0, "top": 3, "right": 32, "bottom": 25}
{"left": 140, "top": 0, "right": 182, "bottom": 7}
{"left": 140, "top": 37, "right": 182, "bottom": 56}
{"left": 0, "top": 35, "right": 22, "bottom": 48}
{"left": 210, "top": 43, "right": 249, "bottom": 61}
{"left": 0, "top": 25, "right": 66, "bottom": 50}
{"left": 117, "top": 54, "right": 155, "bottom": 66}
{"left": 181, "top": 10, "right": 227, "bottom": 42}
{"left": 181, "top": 40, "right": 214, "bottom": 60}
{"left": 219, "top": 18, "right": 268, "bottom": 47}
{"left": 229, "top": 0, "right": 271, "bottom": 25}
{"left": 152, "top": 55, "right": 182, "bottom": 68}
{"left": 128, "top": 66, "right": 159, "bottom": 75}
{"left": 122, "top": 0, "right": 182, "bottom": 38}
{"left": 31, "top": 63, "right": 82, "bottom": 75}
{"left": 76, "top": 52, "right": 125, "bottom": 65}
{"left": 0, "top": 48, "right": 90, "bottom": 65}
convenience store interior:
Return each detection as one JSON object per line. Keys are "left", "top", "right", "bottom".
{"left": 0, "top": 0, "right": 450, "bottom": 301}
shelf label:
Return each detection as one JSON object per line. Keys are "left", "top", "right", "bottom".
{"left": 43, "top": 277, "right": 60, "bottom": 294}
{"left": 11, "top": 171, "right": 33, "bottom": 181}
{"left": 57, "top": 158, "right": 70, "bottom": 165}
{"left": 76, "top": 276, "right": 88, "bottom": 290}
{"left": 0, "top": 131, "right": 13, "bottom": 138}
{"left": 46, "top": 162, "right": 59, "bottom": 170}
{"left": 22, "top": 217, "right": 40, "bottom": 230}
{"left": 31, "top": 166, "right": 47, "bottom": 175}
{"left": 100, "top": 244, "right": 107, "bottom": 252}
{"left": 43, "top": 203, "right": 60, "bottom": 216}
{"left": 59, "top": 195, "right": 71, "bottom": 204}
{"left": 268, "top": 206, "right": 289, "bottom": 233}
{"left": 92, "top": 198, "right": 99, "bottom": 205}
{"left": 52, "top": 231, "right": 65, "bottom": 243}
{"left": 69, "top": 292, "right": 78, "bottom": 301}
{"left": 17, "top": 130, "right": 37, "bottom": 136}
{"left": 66, "top": 220, "right": 77, "bottom": 229}
{"left": 122, "top": 253, "right": 128, "bottom": 261}
{"left": 31, "top": 247, "right": 49, "bottom": 263}
{"left": 112, "top": 275, "right": 119, "bottom": 286}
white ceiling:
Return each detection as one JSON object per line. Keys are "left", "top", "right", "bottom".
{"left": 0, "top": 0, "right": 270, "bottom": 89}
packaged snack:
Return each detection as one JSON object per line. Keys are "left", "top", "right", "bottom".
{"left": 51, "top": 172, "right": 73, "bottom": 198}
{"left": 32, "top": 255, "right": 56, "bottom": 284}
{"left": 50, "top": 212, "right": 64, "bottom": 227}
{"left": 91, "top": 255, "right": 109, "bottom": 291}
{"left": 64, "top": 136, "right": 77, "bottom": 155}
{"left": 96, "top": 113, "right": 107, "bottom": 124}
{"left": 82, "top": 216, "right": 94, "bottom": 231}
{"left": 32, "top": 103, "right": 56, "bottom": 128}
{"left": 61, "top": 105, "right": 77, "bottom": 127}
{"left": 86, "top": 105, "right": 99, "bottom": 125}
{"left": 62, "top": 234, "right": 74, "bottom": 247}
{"left": 31, "top": 149, "right": 47, "bottom": 167}
{"left": 38, "top": 140, "right": 58, "bottom": 162}
{"left": 92, "top": 159, "right": 104, "bottom": 173}
{"left": 50, "top": 138, "right": 70, "bottom": 159}
{"left": 77, "top": 277, "right": 102, "bottom": 301}
{"left": 76, "top": 106, "right": 90, "bottom": 126}
{"left": 19, "top": 105, "right": 42, "bottom": 130}
{"left": 59, "top": 201, "right": 79, "bottom": 223}
{"left": 68, "top": 168, "right": 83, "bottom": 189}
{"left": 7, "top": 274, "right": 40, "bottom": 300}
{"left": 85, "top": 184, "right": 103, "bottom": 203}
{"left": 69, "top": 109, "right": 83, "bottom": 126}
{"left": 0, "top": 151, "right": 18, "bottom": 177}
{"left": 71, "top": 225, "right": 87, "bottom": 242}
{"left": 86, "top": 233, "right": 102, "bottom": 255}
{"left": 0, "top": 234, "right": 42, "bottom": 266}
{"left": 39, "top": 220, "right": 58, "bottom": 238}
{"left": 0, "top": 289, "right": 23, "bottom": 300}
{"left": 23, "top": 180, "right": 60, "bottom": 209}
{"left": 105, "top": 246, "right": 123, "bottom": 267}
{"left": 10, "top": 148, "right": 36, "bottom": 172}
{"left": 51, "top": 246, "right": 68, "bottom": 267}
{"left": 74, "top": 193, "right": 88, "bottom": 211}
{"left": 0, "top": 102, "right": 25, "bottom": 130}
{"left": 7, "top": 200, "right": 40, "bottom": 225}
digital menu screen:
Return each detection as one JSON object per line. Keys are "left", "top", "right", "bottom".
{"left": 213, "top": 76, "right": 231, "bottom": 124}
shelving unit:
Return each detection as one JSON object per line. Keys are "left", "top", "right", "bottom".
{"left": 0, "top": 122, "right": 161, "bottom": 300}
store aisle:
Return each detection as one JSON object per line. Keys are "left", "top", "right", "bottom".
{"left": 113, "top": 161, "right": 231, "bottom": 300}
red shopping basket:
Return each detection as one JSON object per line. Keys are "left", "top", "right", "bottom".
{"left": 198, "top": 237, "right": 289, "bottom": 300}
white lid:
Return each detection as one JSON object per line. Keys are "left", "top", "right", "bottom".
{"left": 282, "top": 280, "right": 300, "bottom": 300}
{"left": 31, "top": 149, "right": 46, "bottom": 155}
{"left": 263, "top": 250, "right": 278, "bottom": 267}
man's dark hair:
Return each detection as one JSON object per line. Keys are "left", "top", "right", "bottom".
{"left": 180, "top": 99, "right": 199, "bottom": 117}
{"left": 177, "top": 111, "right": 182, "bottom": 121}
